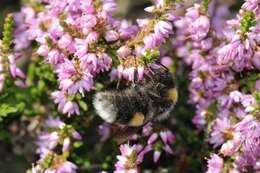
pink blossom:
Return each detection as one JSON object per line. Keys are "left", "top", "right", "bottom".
{"left": 206, "top": 154, "right": 223, "bottom": 173}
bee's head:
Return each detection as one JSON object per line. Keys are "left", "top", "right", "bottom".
{"left": 153, "top": 69, "right": 178, "bottom": 104}
{"left": 153, "top": 68, "right": 175, "bottom": 87}
{"left": 93, "top": 92, "right": 117, "bottom": 123}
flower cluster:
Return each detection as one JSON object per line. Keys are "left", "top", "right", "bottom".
{"left": 8, "top": 0, "right": 177, "bottom": 116}
{"left": 0, "top": 14, "right": 26, "bottom": 92}
{"left": 32, "top": 117, "right": 81, "bottom": 173}
{"left": 174, "top": 1, "right": 260, "bottom": 172}
{"left": 1, "top": 0, "right": 259, "bottom": 173}
{"left": 114, "top": 144, "right": 143, "bottom": 173}
{"left": 111, "top": 123, "right": 175, "bottom": 172}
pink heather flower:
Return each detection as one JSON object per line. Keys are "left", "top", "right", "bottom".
{"left": 56, "top": 59, "right": 94, "bottom": 94}
{"left": 144, "top": 6, "right": 156, "bottom": 13}
{"left": 159, "top": 130, "right": 175, "bottom": 145}
{"left": 58, "top": 34, "right": 73, "bottom": 49}
{"left": 51, "top": 90, "right": 80, "bottom": 116}
{"left": 137, "top": 66, "right": 144, "bottom": 80}
{"left": 148, "top": 133, "right": 158, "bottom": 145}
{"left": 48, "top": 49, "right": 64, "bottom": 65}
{"left": 234, "top": 115, "right": 260, "bottom": 167}
{"left": 8, "top": 54, "right": 26, "bottom": 79}
{"left": 98, "top": 123, "right": 111, "bottom": 142}
{"left": 109, "top": 68, "right": 118, "bottom": 81}
{"left": 200, "top": 38, "right": 213, "bottom": 50}
{"left": 144, "top": 34, "right": 158, "bottom": 50}
{"left": 49, "top": 161, "right": 77, "bottom": 173}
{"left": 163, "top": 144, "right": 173, "bottom": 154}
{"left": 86, "top": 31, "right": 99, "bottom": 44}
{"left": 153, "top": 151, "right": 161, "bottom": 163}
{"left": 62, "top": 137, "right": 71, "bottom": 152}
{"left": 72, "top": 131, "right": 82, "bottom": 140}
{"left": 209, "top": 117, "right": 232, "bottom": 147}
{"left": 252, "top": 51, "right": 260, "bottom": 70}
{"left": 220, "top": 133, "right": 241, "bottom": 156}
{"left": 75, "top": 38, "right": 88, "bottom": 58}
{"left": 117, "top": 66, "right": 134, "bottom": 81}
{"left": 241, "top": 95, "right": 256, "bottom": 108}
{"left": 114, "top": 144, "right": 143, "bottom": 173}
{"left": 102, "top": 0, "right": 117, "bottom": 13}
{"left": 229, "top": 90, "right": 243, "bottom": 103}
{"left": 160, "top": 56, "right": 173, "bottom": 67}
{"left": 154, "top": 21, "right": 173, "bottom": 37}
{"left": 242, "top": 0, "right": 260, "bottom": 11}
{"left": 185, "top": 4, "right": 200, "bottom": 20}
{"left": 45, "top": 117, "right": 65, "bottom": 128}
{"left": 63, "top": 101, "right": 80, "bottom": 116}
{"left": 142, "top": 123, "right": 153, "bottom": 136}
{"left": 192, "top": 110, "right": 207, "bottom": 129}
{"left": 96, "top": 53, "right": 112, "bottom": 72}
{"left": 119, "top": 20, "right": 138, "bottom": 39}
{"left": 189, "top": 15, "right": 210, "bottom": 41}
{"left": 49, "top": 21, "right": 64, "bottom": 39}
{"left": 80, "top": 14, "right": 97, "bottom": 29}
{"left": 37, "top": 44, "right": 49, "bottom": 56}
{"left": 36, "top": 131, "right": 59, "bottom": 153}
{"left": 206, "top": 154, "right": 224, "bottom": 173}
{"left": 117, "top": 45, "right": 131, "bottom": 58}
{"left": 14, "top": 80, "right": 27, "bottom": 88}
{"left": 105, "top": 30, "right": 119, "bottom": 42}
{"left": 217, "top": 40, "right": 251, "bottom": 71}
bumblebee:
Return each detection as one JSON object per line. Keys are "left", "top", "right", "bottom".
{"left": 93, "top": 68, "right": 178, "bottom": 127}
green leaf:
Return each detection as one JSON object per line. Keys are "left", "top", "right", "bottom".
{"left": 140, "top": 49, "right": 160, "bottom": 65}
{"left": 254, "top": 91, "right": 260, "bottom": 104}
{"left": 78, "top": 100, "right": 88, "bottom": 111}
{"left": 95, "top": 82, "right": 104, "bottom": 91}
{"left": 73, "top": 141, "right": 83, "bottom": 148}
{"left": 0, "top": 104, "right": 18, "bottom": 120}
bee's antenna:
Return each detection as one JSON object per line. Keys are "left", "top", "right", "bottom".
{"left": 159, "top": 63, "right": 169, "bottom": 72}
{"left": 154, "top": 59, "right": 169, "bottom": 72}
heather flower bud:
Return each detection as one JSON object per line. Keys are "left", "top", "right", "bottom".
{"left": 37, "top": 44, "right": 49, "bottom": 56}
{"left": 190, "top": 15, "right": 210, "bottom": 41}
{"left": 206, "top": 154, "right": 223, "bottom": 173}
{"left": 148, "top": 133, "right": 158, "bottom": 145}
{"left": 117, "top": 45, "right": 131, "bottom": 58}
{"left": 48, "top": 49, "right": 64, "bottom": 64}
{"left": 58, "top": 34, "right": 72, "bottom": 49}
{"left": 105, "top": 30, "right": 119, "bottom": 42}
{"left": 86, "top": 31, "right": 99, "bottom": 44}
{"left": 153, "top": 151, "right": 161, "bottom": 163}
{"left": 252, "top": 51, "right": 260, "bottom": 70}
{"left": 62, "top": 137, "right": 71, "bottom": 152}
{"left": 155, "top": 21, "right": 173, "bottom": 37}
{"left": 144, "top": 6, "right": 156, "bottom": 13}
